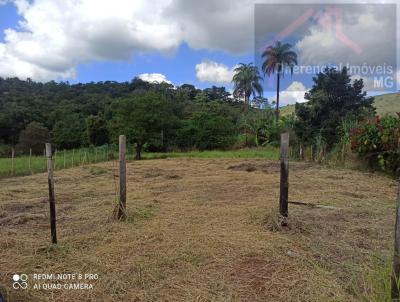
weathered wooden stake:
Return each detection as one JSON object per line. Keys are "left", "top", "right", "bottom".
{"left": 117, "top": 135, "right": 127, "bottom": 220}
{"left": 392, "top": 171, "right": 400, "bottom": 300}
{"left": 63, "top": 150, "right": 66, "bottom": 169}
{"left": 72, "top": 149, "right": 75, "bottom": 167}
{"left": 279, "top": 133, "right": 289, "bottom": 224}
{"left": 46, "top": 143, "right": 57, "bottom": 244}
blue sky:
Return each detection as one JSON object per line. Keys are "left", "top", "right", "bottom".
{"left": 0, "top": 1, "right": 398, "bottom": 104}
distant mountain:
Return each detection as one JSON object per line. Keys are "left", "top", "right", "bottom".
{"left": 280, "top": 92, "right": 400, "bottom": 117}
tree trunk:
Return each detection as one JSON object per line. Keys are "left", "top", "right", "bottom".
{"left": 135, "top": 143, "right": 142, "bottom": 160}
{"left": 275, "top": 71, "right": 280, "bottom": 121}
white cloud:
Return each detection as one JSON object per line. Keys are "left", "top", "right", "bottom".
{"left": 0, "top": 1, "right": 398, "bottom": 82}
{"left": 195, "top": 60, "right": 235, "bottom": 84}
{"left": 138, "top": 73, "right": 172, "bottom": 84}
{"left": 0, "top": 0, "right": 181, "bottom": 81}
{"left": 271, "top": 81, "right": 308, "bottom": 106}
{"left": 296, "top": 7, "right": 396, "bottom": 68}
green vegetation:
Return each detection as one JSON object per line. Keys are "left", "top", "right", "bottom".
{"left": 0, "top": 147, "right": 279, "bottom": 177}
{"left": 232, "top": 63, "right": 263, "bottom": 105}
{"left": 294, "top": 67, "right": 374, "bottom": 148}
{"left": 143, "top": 147, "right": 279, "bottom": 160}
{"left": 0, "top": 146, "right": 112, "bottom": 177}
{"left": 351, "top": 115, "right": 400, "bottom": 174}
{"left": 373, "top": 92, "right": 400, "bottom": 116}
{"left": 262, "top": 41, "right": 298, "bottom": 120}
{"left": 280, "top": 92, "right": 400, "bottom": 117}
{"left": 0, "top": 43, "right": 398, "bottom": 176}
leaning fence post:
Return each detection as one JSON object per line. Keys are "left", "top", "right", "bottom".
{"left": 116, "top": 135, "right": 127, "bottom": 220}
{"left": 392, "top": 170, "right": 400, "bottom": 299}
{"left": 279, "top": 133, "right": 289, "bottom": 225}
{"left": 46, "top": 143, "right": 57, "bottom": 244}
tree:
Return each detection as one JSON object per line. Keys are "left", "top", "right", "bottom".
{"left": 294, "top": 67, "right": 375, "bottom": 148}
{"left": 109, "top": 92, "right": 178, "bottom": 159}
{"left": 17, "top": 121, "right": 50, "bottom": 154}
{"left": 232, "top": 63, "right": 263, "bottom": 105}
{"left": 53, "top": 113, "right": 87, "bottom": 149}
{"left": 86, "top": 115, "right": 109, "bottom": 146}
{"left": 202, "top": 86, "right": 231, "bottom": 102}
{"left": 176, "top": 102, "right": 237, "bottom": 150}
{"left": 261, "top": 41, "right": 297, "bottom": 120}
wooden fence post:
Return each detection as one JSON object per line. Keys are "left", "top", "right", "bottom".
{"left": 392, "top": 170, "right": 400, "bottom": 299}
{"left": 279, "top": 133, "right": 289, "bottom": 225}
{"left": 72, "top": 149, "right": 75, "bottom": 167}
{"left": 46, "top": 143, "right": 57, "bottom": 244}
{"left": 63, "top": 150, "right": 66, "bottom": 169}
{"left": 117, "top": 135, "right": 127, "bottom": 220}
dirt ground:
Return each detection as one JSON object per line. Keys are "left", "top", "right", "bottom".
{"left": 0, "top": 158, "right": 397, "bottom": 301}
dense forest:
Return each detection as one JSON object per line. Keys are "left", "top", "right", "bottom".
{"left": 0, "top": 68, "right": 398, "bottom": 173}
{"left": 0, "top": 77, "right": 269, "bottom": 157}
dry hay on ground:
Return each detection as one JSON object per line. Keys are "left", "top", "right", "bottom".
{"left": 0, "top": 158, "right": 396, "bottom": 301}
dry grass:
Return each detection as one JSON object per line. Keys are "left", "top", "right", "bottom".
{"left": 0, "top": 158, "right": 397, "bottom": 301}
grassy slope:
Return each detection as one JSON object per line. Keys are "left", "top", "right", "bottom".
{"left": 0, "top": 158, "right": 395, "bottom": 301}
{"left": 280, "top": 92, "right": 400, "bottom": 117}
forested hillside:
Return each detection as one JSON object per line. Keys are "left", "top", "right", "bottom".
{"left": 0, "top": 77, "right": 254, "bottom": 155}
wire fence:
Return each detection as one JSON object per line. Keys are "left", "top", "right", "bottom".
{"left": 0, "top": 145, "right": 126, "bottom": 178}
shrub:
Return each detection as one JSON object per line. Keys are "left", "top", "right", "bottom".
{"left": 351, "top": 114, "right": 400, "bottom": 174}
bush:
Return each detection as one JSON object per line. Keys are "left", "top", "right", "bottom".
{"left": 351, "top": 114, "right": 400, "bottom": 174}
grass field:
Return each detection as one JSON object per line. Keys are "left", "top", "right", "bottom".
{"left": 373, "top": 92, "right": 400, "bottom": 116}
{"left": 280, "top": 92, "right": 400, "bottom": 117}
{"left": 0, "top": 147, "right": 279, "bottom": 178}
{"left": 0, "top": 158, "right": 397, "bottom": 301}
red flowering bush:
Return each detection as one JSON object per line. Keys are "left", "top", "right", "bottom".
{"left": 351, "top": 114, "right": 400, "bottom": 175}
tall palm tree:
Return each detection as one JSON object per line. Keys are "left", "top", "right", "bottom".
{"left": 262, "top": 41, "right": 297, "bottom": 120}
{"left": 232, "top": 63, "right": 263, "bottom": 106}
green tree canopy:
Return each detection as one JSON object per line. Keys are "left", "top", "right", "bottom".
{"left": 294, "top": 67, "right": 375, "bottom": 148}
{"left": 109, "top": 92, "right": 178, "bottom": 159}
{"left": 232, "top": 63, "right": 263, "bottom": 105}
{"left": 17, "top": 121, "right": 50, "bottom": 154}
{"left": 261, "top": 41, "right": 297, "bottom": 120}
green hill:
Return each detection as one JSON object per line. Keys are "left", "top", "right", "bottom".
{"left": 373, "top": 92, "right": 400, "bottom": 116}
{"left": 280, "top": 92, "right": 400, "bottom": 117}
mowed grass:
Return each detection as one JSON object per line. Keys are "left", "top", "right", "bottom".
{"left": 0, "top": 147, "right": 279, "bottom": 178}
{"left": 0, "top": 158, "right": 397, "bottom": 301}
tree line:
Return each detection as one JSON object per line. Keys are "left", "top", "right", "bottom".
{"left": 3, "top": 40, "right": 391, "bottom": 172}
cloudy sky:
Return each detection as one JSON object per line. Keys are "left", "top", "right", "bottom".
{"left": 0, "top": 0, "right": 399, "bottom": 105}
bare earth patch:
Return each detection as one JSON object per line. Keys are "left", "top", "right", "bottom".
{"left": 0, "top": 158, "right": 396, "bottom": 301}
